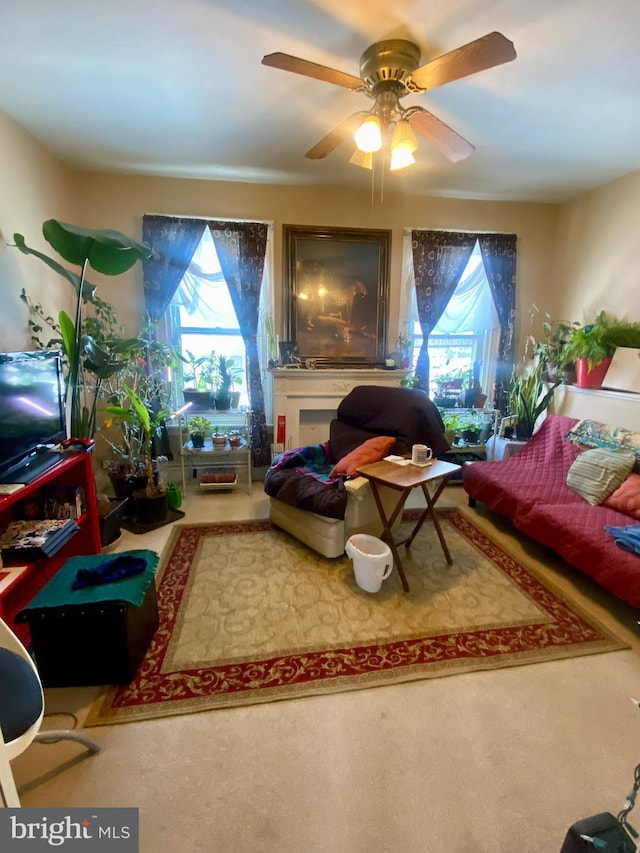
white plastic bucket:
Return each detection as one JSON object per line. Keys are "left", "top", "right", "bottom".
{"left": 345, "top": 534, "right": 393, "bottom": 593}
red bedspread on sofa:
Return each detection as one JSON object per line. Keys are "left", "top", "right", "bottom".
{"left": 463, "top": 414, "right": 640, "bottom": 607}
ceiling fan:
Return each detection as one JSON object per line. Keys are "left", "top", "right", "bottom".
{"left": 262, "top": 32, "right": 516, "bottom": 168}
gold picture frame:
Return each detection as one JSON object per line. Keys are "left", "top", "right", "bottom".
{"left": 284, "top": 224, "right": 390, "bottom": 368}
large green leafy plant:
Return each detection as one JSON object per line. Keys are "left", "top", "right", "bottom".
{"left": 102, "top": 385, "right": 168, "bottom": 498}
{"left": 561, "top": 310, "right": 640, "bottom": 370}
{"left": 13, "top": 220, "right": 155, "bottom": 438}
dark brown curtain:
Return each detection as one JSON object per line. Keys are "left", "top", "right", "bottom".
{"left": 411, "top": 229, "right": 516, "bottom": 412}
{"left": 208, "top": 222, "right": 269, "bottom": 467}
{"left": 411, "top": 231, "right": 476, "bottom": 391}
{"left": 142, "top": 216, "right": 206, "bottom": 322}
{"left": 478, "top": 234, "right": 517, "bottom": 413}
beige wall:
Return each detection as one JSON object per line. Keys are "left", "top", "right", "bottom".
{"left": 0, "top": 110, "right": 77, "bottom": 352}
{"left": 71, "top": 171, "right": 558, "bottom": 349}
{"left": 2, "top": 108, "right": 639, "bottom": 366}
{"left": 553, "top": 168, "right": 640, "bottom": 326}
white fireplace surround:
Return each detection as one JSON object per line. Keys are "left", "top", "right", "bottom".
{"left": 271, "top": 368, "right": 408, "bottom": 450}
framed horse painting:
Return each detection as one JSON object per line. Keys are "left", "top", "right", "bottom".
{"left": 283, "top": 224, "right": 391, "bottom": 368}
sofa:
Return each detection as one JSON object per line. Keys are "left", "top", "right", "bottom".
{"left": 265, "top": 385, "right": 450, "bottom": 558}
{"left": 463, "top": 413, "right": 640, "bottom": 607}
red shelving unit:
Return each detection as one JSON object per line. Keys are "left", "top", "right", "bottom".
{"left": 0, "top": 451, "right": 101, "bottom": 643}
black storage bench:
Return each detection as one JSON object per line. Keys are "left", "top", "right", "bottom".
{"left": 17, "top": 549, "right": 160, "bottom": 687}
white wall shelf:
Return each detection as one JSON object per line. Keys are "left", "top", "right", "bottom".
{"left": 550, "top": 384, "right": 640, "bottom": 431}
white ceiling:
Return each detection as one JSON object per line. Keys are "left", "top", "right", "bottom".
{"left": 1, "top": 0, "right": 640, "bottom": 203}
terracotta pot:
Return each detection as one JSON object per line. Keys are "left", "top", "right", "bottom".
{"left": 575, "top": 357, "right": 612, "bottom": 389}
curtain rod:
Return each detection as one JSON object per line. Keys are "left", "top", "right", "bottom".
{"left": 144, "top": 212, "right": 274, "bottom": 226}
{"left": 403, "top": 227, "right": 515, "bottom": 236}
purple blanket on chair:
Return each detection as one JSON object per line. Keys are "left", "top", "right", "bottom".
{"left": 264, "top": 441, "right": 348, "bottom": 519}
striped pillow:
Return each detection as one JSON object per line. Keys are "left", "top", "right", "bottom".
{"left": 566, "top": 448, "right": 636, "bottom": 505}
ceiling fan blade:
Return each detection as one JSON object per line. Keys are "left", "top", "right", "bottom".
{"left": 410, "top": 32, "right": 516, "bottom": 91}
{"left": 305, "top": 112, "right": 369, "bottom": 159}
{"left": 262, "top": 52, "right": 364, "bottom": 91}
{"left": 407, "top": 109, "right": 475, "bottom": 162}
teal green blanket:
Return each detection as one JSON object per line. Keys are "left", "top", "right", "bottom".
{"left": 22, "top": 549, "right": 159, "bottom": 610}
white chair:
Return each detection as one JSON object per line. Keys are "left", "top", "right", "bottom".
{"left": 0, "top": 617, "right": 102, "bottom": 807}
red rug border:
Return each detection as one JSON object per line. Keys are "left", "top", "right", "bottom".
{"left": 86, "top": 510, "right": 627, "bottom": 724}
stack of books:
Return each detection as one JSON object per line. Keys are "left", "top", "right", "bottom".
{"left": 45, "top": 485, "right": 86, "bottom": 520}
{"left": 0, "top": 518, "right": 80, "bottom": 561}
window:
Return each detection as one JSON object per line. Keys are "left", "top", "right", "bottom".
{"left": 166, "top": 225, "right": 274, "bottom": 418}
{"left": 168, "top": 228, "right": 248, "bottom": 408}
{"left": 404, "top": 236, "right": 500, "bottom": 403}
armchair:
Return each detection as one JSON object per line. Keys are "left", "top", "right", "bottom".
{"left": 266, "top": 385, "right": 449, "bottom": 558}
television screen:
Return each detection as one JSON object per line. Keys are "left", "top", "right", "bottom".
{"left": 0, "top": 350, "right": 66, "bottom": 480}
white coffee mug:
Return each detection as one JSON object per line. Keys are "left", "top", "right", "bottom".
{"left": 411, "top": 444, "right": 433, "bottom": 465}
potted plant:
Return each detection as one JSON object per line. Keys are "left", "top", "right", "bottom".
{"left": 181, "top": 350, "right": 215, "bottom": 411}
{"left": 560, "top": 311, "right": 613, "bottom": 388}
{"left": 187, "top": 415, "right": 212, "bottom": 448}
{"left": 440, "top": 411, "right": 464, "bottom": 446}
{"left": 210, "top": 355, "right": 243, "bottom": 411}
{"left": 561, "top": 311, "right": 640, "bottom": 388}
{"left": 509, "top": 341, "right": 560, "bottom": 440}
{"left": 228, "top": 429, "right": 243, "bottom": 448}
{"left": 82, "top": 322, "right": 177, "bottom": 505}
{"left": 400, "top": 373, "right": 420, "bottom": 389}
{"left": 396, "top": 334, "right": 413, "bottom": 369}
{"left": 13, "top": 220, "right": 155, "bottom": 439}
{"left": 102, "top": 385, "right": 170, "bottom": 525}
{"left": 211, "top": 425, "right": 228, "bottom": 449}
{"left": 535, "top": 316, "right": 578, "bottom": 382}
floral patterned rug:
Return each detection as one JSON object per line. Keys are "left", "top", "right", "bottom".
{"left": 85, "top": 509, "right": 627, "bottom": 726}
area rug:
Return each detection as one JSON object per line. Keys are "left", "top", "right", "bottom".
{"left": 85, "top": 509, "right": 627, "bottom": 726}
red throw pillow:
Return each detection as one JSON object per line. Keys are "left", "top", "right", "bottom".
{"left": 330, "top": 436, "right": 396, "bottom": 478}
{"left": 603, "top": 472, "right": 640, "bottom": 519}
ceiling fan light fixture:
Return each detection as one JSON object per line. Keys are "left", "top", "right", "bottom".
{"left": 349, "top": 148, "right": 373, "bottom": 170}
{"left": 390, "top": 146, "right": 416, "bottom": 171}
{"left": 354, "top": 115, "right": 382, "bottom": 153}
{"left": 391, "top": 119, "right": 418, "bottom": 153}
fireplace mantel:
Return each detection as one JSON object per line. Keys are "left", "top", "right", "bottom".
{"left": 271, "top": 368, "right": 408, "bottom": 450}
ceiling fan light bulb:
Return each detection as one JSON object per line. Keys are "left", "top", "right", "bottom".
{"left": 390, "top": 147, "right": 416, "bottom": 171}
{"left": 354, "top": 115, "right": 382, "bottom": 152}
{"left": 349, "top": 148, "right": 373, "bottom": 169}
{"left": 391, "top": 119, "right": 418, "bottom": 153}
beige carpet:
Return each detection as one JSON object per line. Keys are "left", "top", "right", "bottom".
{"left": 86, "top": 509, "right": 627, "bottom": 726}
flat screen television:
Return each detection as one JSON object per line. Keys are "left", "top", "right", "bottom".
{"left": 0, "top": 350, "right": 67, "bottom": 484}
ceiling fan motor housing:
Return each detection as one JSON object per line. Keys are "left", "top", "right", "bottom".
{"left": 359, "top": 40, "right": 421, "bottom": 94}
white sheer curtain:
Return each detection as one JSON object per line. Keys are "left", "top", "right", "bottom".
{"left": 170, "top": 223, "right": 275, "bottom": 422}
{"left": 402, "top": 233, "right": 501, "bottom": 396}
{"left": 434, "top": 242, "right": 499, "bottom": 334}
